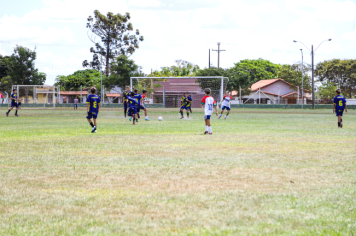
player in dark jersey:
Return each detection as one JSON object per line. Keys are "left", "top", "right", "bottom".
{"left": 127, "top": 92, "right": 138, "bottom": 125}
{"left": 333, "top": 88, "right": 348, "bottom": 128}
{"left": 86, "top": 87, "right": 101, "bottom": 133}
{"left": 180, "top": 92, "right": 192, "bottom": 119}
{"left": 6, "top": 89, "right": 19, "bottom": 117}
{"left": 123, "top": 86, "right": 131, "bottom": 118}
{"left": 133, "top": 89, "right": 142, "bottom": 122}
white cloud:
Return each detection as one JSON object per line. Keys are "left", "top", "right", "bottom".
{"left": 129, "top": 0, "right": 161, "bottom": 7}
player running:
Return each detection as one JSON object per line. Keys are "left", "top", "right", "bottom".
{"left": 127, "top": 92, "right": 138, "bottom": 125}
{"left": 218, "top": 91, "right": 232, "bottom": 119}
{"left": 201, "top": 88, "right": 218, "bottom": 134}
{"left": 6, "top": 89, "right": 19, "bottom": 117}
{"left": 142, "top": 90, "right": 150, "bottom": 121}
{"left": 86, "top": 87, "right": 100, "bottom": 133}
{"left": 123, "top": 86, "right": 131, "bottom": 118}
{"left": 0, "top": 89, "right": 4, "bottom": 105}
{"left": 132, "top": 89, "right": 143, "bottom": 122}
{"left": 180, "top": 92, "right": 192, "bottom": 119}
{"left": 333, "top": 88, "right": 347, "bottom": 128}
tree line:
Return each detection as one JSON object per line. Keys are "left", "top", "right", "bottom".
{"left": 1, "top": 9, "right": 355, "bottom": 101}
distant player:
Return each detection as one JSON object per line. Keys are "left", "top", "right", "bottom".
{"left": 218, "top": 91, "right": 232, "bottom": 119}
{"left": 201, "top": 88, "right": 218, "bottom": 134}
{"left": 133, "top": 89, "right": 142, "bottom": 122}
{"left": 127, "top": 92, "right": 138, "bottom": 125}
{"left": 86, "top": 87, "right": 100, "bottom": 133}
{"left": 333, "top": 88, "right": 347, "bottom": 128}
{"left": 123, "top": 86, "right": 131, "bottom": 118}
{"left": 6, "top": 89, "right": 19, "bottom": 117}
{"left": 181, "top": 94, "right": 192, "bottom": 113}
{"left": 0, "top": 89, "right": 4, "bottom": 105}
{"left": 142, "top": 90, "right": 150, "bottom": 121}
{"left": 74, "top": 97, "right": 79, "bottom": 110}
{"left": 180, "top": 92, "right": 192, "bottom": 119}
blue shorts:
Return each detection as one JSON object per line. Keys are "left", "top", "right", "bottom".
{"left": 124, "top": 101, "right": 128, "bottom": 110}
{"left": 221, "top": 106, "right": 230, "bottom": 111}
{"left": 181, "top": 105, "right": 191, "bottom": 110}
{"left": 128, "top": 106, "right": 137, "bottom": 116}
{"left": 204, "top": 115, "right": 211, "bottom": 120}
{"left": 86, "top": 112, "right": 98, "bottom": 119}
{"left": 336, "top": 109, "right": 344, "bottom": 117}
{"left": 11, "top": 101, "right": 18, "bottom": 108}
{"left": 74, "top": 104, "right": 78, "bottom": 108}
{"left": 140, "top": 105, "right": 145, "bottom": 110}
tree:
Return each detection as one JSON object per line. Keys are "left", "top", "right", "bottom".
{"left": 278, "top": 63, "right": 312, "bottom": 90}
{"left": 5, "top": 46, "right": 46, "bottom": 86}
{"left": 83, "top": 10, "right": 144, "bottom": 77}
{"left": 149, "top": 60, "right": 200, "bottom": 77}
{"left": 54, "top": 69, "right": 104, "bottom": 91}
{"left": 107, "top": 55, "right": 144, "bottom": 90}
{"left": 315, "top": 59, "right": 356, "bottom": 98}
{"left": 319, "top": 82, "right": 337, "bottom": 103}
{"left": 0, "top": 55, "right": 9, "bottom": 80}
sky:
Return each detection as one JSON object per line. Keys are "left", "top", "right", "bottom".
{"left": 0, "top": 0, "right": 356, "bottom": 85}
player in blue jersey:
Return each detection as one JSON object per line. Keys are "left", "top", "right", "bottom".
{"left": 133, "top": 89, "right": 143, "bottom": 122}
{"left": 180, "top": 92, "right": 192, "bottom": 119}
{"left": 333, "top": 88, "right": 348, "bottom": 128}
{"left": 86, "top": 87, "right": 101, "bottom": 133}
{"left": 127, "top": 92, "right": 138, "bottom": 125}
{"left": 6, "top": 89, "right": 19, "bottom": 117}
{"left": 123, "top": 86, "right": 131, "bottom": 118}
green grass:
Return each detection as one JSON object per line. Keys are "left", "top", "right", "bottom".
{"left": 0, "top": 107, "right": 356, "bottom": 235}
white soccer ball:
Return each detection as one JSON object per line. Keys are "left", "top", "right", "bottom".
{"left": 158, "top": 116, "right": 163, "bottom": 121}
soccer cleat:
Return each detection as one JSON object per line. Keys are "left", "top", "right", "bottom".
{"left": 15, "top": 114, "right": 19, "bottom": 117}
{"left": 145, "top": 118, "right": 150, "bottom": 121}
{"left": 204, "top": 131, "right": 208, "bottom": 134}
{"left": 180, "top": 117, "right": 184, "bottom": 119}
{"left": 218, "top": 115, "right": 222, "bottom": 119}
{"left": 136, "top": 119, "right": 138, "bottom": 122}
{"left": 91, "top": 127, "right": 96, "bottom": 133}
{"left": 129, "top": 117, "right": 132, "bottom": 121}
{"left": 133, "top": 122, "right": 136, "bottom": 125}
{"left": 340, "top": 122, "right": 343, "bottom": 128}
{"left": 224, "top": 116, "right": 227, "bottom": 120}
{"left": 208, "top": 133, "right": 212, "bottom": 135}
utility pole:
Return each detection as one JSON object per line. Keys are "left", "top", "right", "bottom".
{"left": 209, "top": 49, "right": 211, "bottom": 68}
{"left": 212, "top": 42, "right": 226, "bottom": 68}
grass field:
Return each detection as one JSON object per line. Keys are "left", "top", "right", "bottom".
{"left": 0, "top": 107, "right": 355, "bottom": 235}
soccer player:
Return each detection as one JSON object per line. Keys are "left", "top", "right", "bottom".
{"left": 180, "top": 92, "right": 192, "bottom": 119}
{"left": 123, "top": 86, "right": 131, "bottom": 118}
{"left": 74, "top": 96, "right": 79, "bottom": 110}
{"left": 218, "top": 91, "right": 232, "bottom": 119}
{"left": 86, "top": 87, "right": 100, "bottom": 133}
{"left": 133, "top": 89, "right": 142, "bottom": 122}
{"left": 201, "top": 88, "right": 218, "bottom": 134}
{"left": 0, "top": 89, "right": 4, "bottom": 105}
{"left": 6, "top": 89, "right": 19, "bottom": 117}
{"left": 141, "top": 90, "right": 150, "bottom": 121}
{"left": 333, "top": 88, "right": 347, "bottom": 128}
{"left": 127, "top": 92, "right": 138, "bottom": 125}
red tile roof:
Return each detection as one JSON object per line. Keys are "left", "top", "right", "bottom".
{"left": 250, "top": 79, "right": 280, "bottom": 91}
{"left": 281, "top": 91, "right": 308, "bottom": 98}
{"left": 106, "top": 93, "right": 122, "bottom": 97}
{"left": 60, "top": 91, "right": 88, "bottom": 95}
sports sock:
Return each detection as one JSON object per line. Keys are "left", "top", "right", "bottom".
{"left": 89, "top": 122, "right": 94, "bottom": 128}
{"left": 15, "top": 110, "right": 18, "bottom": 115}
{"left": 341, "top": 118, "right": 343, "bottom": 123}
{"left": 180, "top": 111, "right": 183, "bottom": 117}
{"left": 187, "top": 112, "right": 189, "bottom": 117}
{"left": 137, "top": 113, "right": 140, "bottom": 118}
{"left": 208, "top": 126, "right": 212, "bottom": 133}
{"left": 7, "top": 109, "right": 11, "bottom": 113}
{"left": 124, "top": 109, "right": 127, "bottom": 117}
{"left": 145, "top": 116, "right": 148, "bottom": 119}
{"left": 205, "top": 126, "right": 208, "bottom": 132}
{"left": 338, "top": 122, "right": 340, "bottom": 127}
{"left": 225, "top": 115, "right": 227, "bottom": 118}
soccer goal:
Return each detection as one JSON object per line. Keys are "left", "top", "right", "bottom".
{"left": 9, "top": 85, "right": 60, "bottom": 109}
{"left": 130, "top": 77, "right": 229, "bottom": 108}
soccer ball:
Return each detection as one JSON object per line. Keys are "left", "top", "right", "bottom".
{"left": 158, "top": 116, "right": 163, "bottom": 121}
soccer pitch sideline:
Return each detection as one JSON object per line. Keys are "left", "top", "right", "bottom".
{"left": 0, "top": 108, "right": 355, "bottom": 235}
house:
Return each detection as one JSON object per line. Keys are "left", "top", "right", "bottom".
{"left": 106, "top": 93, "right": 122, "bottom": 103}
{"left": 152, "top": 78, "right": 206, "bottom": 108}
{"left": 241, "top": 79, "right": 311, "bottom": 104}
{"left": 59, "top": 91, "right": 88, "bottom": 103}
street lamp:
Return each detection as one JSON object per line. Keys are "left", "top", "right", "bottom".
{"left": 293, "top": 39, "right": 332, "bottom": 109}
{"left": 300, "top": 49, "right": 304, "bottom": 109}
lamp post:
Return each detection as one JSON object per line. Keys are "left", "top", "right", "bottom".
{"left": 300, "top": 49, "right": 304, "bottom": 109}
{"left": 293, "top": 39, "right": 332, "bottom": 109}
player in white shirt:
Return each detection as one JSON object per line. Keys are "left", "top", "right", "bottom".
{"left": 218, "top": 91, "right": 232, "bottom": 119}
{"left": 201, "top": 88, "right": 218, "bottom": 135}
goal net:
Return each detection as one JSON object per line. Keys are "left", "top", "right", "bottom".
{"left": 130, "top": 77, "right": 229, "bottom": 108}
{"left": 9, "top": 85, "right": 60, "bottom": 109}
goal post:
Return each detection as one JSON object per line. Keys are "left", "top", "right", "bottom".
{"left": 130, "top": 77, "right": 229, "bottom": 108}
{"left": 9, "top": 85, "right": 60, "bottom": 109}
